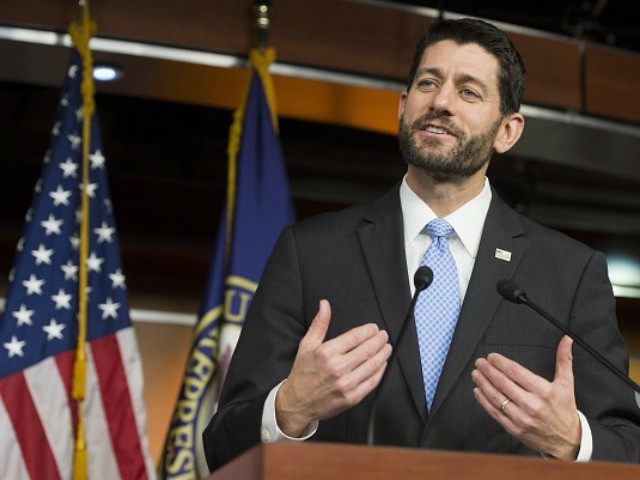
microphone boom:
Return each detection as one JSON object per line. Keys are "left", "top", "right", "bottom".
{"left": 497, "top": 279, "right": 640, "bottom": 394}
{"left": 366, "top": 266, "right": 434, "bottom": 445}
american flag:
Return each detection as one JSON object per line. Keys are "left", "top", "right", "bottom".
{"left": 0, "top": 51, "right": 155, "bottom": 479}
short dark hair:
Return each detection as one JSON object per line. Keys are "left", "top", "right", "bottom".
{"left": 407, "top": 18, "right": 526, "bottom": 115}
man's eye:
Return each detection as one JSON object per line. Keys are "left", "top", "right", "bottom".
{"left": 417, "top": 79, "right": 437, "bottom": 89}
{"left": 461, "top": 88, "right": 480, "bottom": 99}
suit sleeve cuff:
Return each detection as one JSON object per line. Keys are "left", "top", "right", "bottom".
{"left": 575, "top": 410, "right": 593, "bottom": 461}
{"left": 260, "top": 379, "right": 319, "bottom": 443}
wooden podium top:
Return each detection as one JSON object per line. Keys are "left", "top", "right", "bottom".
{"left": 210, "top": 442, "right": 640, "bottom": 480}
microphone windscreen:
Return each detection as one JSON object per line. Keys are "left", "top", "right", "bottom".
{"left": 497, "top": 279, "right": 526, "bottom": 304}
{"left": 414, "top": 266, "right": 434, "bottom": 292}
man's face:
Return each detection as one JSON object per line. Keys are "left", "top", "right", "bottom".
{"left": 398, "top": 40, "right": 504, "bottom": 179}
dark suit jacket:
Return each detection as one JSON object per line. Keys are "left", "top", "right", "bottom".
{"left": 203, "top": 186, "right": 640, "bottom": 470}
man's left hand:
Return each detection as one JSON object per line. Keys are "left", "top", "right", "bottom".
{"left": 472, "top": 335, "right": 581, "bottom": 460}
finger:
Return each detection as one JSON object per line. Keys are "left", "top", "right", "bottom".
{"left": 348, "top": 361, "right": 388, "bottom": 406}
{"left": 474, "top": 387, "right": 553, "bottom": 455}
{"left": 476, "top": 358, "right": 550, "bottom": 406}
{"left": 340, "top": 329, "right": 390, "bottom": 371}
{"left": 473, "top": 387, "right": 522, "bottom": 438}
{"left": 475, "top": 358, "right": 534, "bottom": 407}
{"left": 322, "top": 322, "right": 381, "bottom": 356}
{"left": 485, "top": 353, "right": 548, "bottom": 394}
{"left": 341, "top": 341, "right": 392, "bottom": 392}
{"left": 472, "top": 367, "right": 521, "bottom": 415}
{"left": 300, "top": 299, "right": 332, "bottom": 351}
{"left": 554, "top": 335, "right": 574, "bottom": 387}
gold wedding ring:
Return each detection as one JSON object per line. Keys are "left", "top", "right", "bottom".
{"left": 500, "top": 398, "right": 511, "bottom": 413}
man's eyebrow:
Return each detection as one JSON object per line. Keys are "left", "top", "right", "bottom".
{"left": 457, "top": 73, "right": 489, "bottom": 94}
{"left": 415, "top": 67, "right": 490, "bottom": 94}
{"left": 415, "top": 67, "right": 443, "bottom": 80}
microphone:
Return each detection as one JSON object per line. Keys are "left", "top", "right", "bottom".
{"left": 414, "top": 266, "right": 434, "bottom": 292}
{"left": 366, "top": 266, "right": 434, "bottom": 445}
{"left": 497, "top": 279, "right": 640, "bottom": 394}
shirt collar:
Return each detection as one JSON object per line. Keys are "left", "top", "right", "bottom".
{"left": 400, "top": 175, "right": 492, "bottom": 259}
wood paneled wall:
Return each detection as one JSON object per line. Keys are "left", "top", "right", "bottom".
{"left": 1, "top": 0, "right": 639, "bottom": 123}
{"left": 586, "top": 46, "right": 640, "bottom": 124}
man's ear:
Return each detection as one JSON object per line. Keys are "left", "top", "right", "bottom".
{"left": 398, "top": 91, "right": 408, "bottom": 121}
{"left": 494, "top": 112, "right": 525, "bottom": 154}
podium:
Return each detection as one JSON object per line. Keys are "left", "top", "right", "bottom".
{"left": 210, "top": 443, "right": 640, "bottom": 480}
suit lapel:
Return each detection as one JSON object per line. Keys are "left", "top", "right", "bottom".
{"left": 428, "top": 192, "right": 526, "bottom": 419}
{"left": 357, "top": 187, "right": 427, "bottom": 421}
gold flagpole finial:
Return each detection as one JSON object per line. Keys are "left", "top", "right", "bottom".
{"left": 250, "top": 1, "right": 277, "bottom": 130}
{"left": 254, "top": 1, "right": 271, "bottom": 51}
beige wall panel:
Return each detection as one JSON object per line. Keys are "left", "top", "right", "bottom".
{"left": 134, "top": 321, "right": 194, "bottom": 464}
{"left": 630, "top": 358, "right": 640, "bottom": 384}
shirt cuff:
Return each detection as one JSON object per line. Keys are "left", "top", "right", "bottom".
{"left": 260, "top": 379, "right": 319, "bottom": 443}
{"left": 575, "top": 410, "right": 593, "bottom": 461}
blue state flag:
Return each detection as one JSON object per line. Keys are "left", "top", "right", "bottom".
{"left": 161, "top": 48, "right": 294, "bottom": 479}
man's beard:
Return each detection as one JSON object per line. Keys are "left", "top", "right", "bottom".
{"left": 398, "top": 113, "right": 501, "bottom": 180}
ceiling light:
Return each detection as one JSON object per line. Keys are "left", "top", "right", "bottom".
{"left": 92, "top": 64, "right": 123, "bottom": 82}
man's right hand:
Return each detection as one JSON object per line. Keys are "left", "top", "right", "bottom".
{"left": 275, "top": 299, "right": 392, "bottom": 437}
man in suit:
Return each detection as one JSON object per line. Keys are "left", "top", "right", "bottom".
{"left": 203, "top": 18, "right": 640, "bottom": 470}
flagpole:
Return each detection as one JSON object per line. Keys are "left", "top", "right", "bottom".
{"left": 161, "top": 3, "right": 294, "bottom": 476}
{"left": 254, "top": 0, "right": 271, "bottom": 52}
{"left": 224, "top": 2, "right": 278, "bottom": 257}
{"left": 252, "top": 1, "right": 278, "bottom": 133}
{"left": 68, "top": 1, "right": 96, "bottom": 478}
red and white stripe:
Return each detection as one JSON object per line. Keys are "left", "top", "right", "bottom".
{"left": 0, "top": 327, "right": 155, "bottom": 480}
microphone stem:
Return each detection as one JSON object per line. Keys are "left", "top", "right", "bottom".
{"left": 366, "top": 290, "right": 423, "bottom": 445}
{"left": 521, "top": 296, "right": 640, "bottom": 394}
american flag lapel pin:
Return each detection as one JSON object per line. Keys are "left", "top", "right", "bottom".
{"left": 495, "top": 248, "right": 512, "bottom": 262}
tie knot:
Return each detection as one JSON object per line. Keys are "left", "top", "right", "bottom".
{"left": 426, "top": 218, "right": 454, "bottom": 239}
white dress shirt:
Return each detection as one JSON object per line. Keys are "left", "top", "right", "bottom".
{"left": 401, "top": 175, "right": 491, "bottom": 300}
{"left": 260, "top": 176, "right": 592, "bottom": 460}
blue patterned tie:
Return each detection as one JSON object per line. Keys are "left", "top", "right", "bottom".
{"left": 414, "top": 218, "right": 461, "bottom": 411}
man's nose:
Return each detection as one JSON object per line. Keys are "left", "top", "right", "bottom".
{"left": 429, "top": 83, "right": 455, "bottom": 116}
